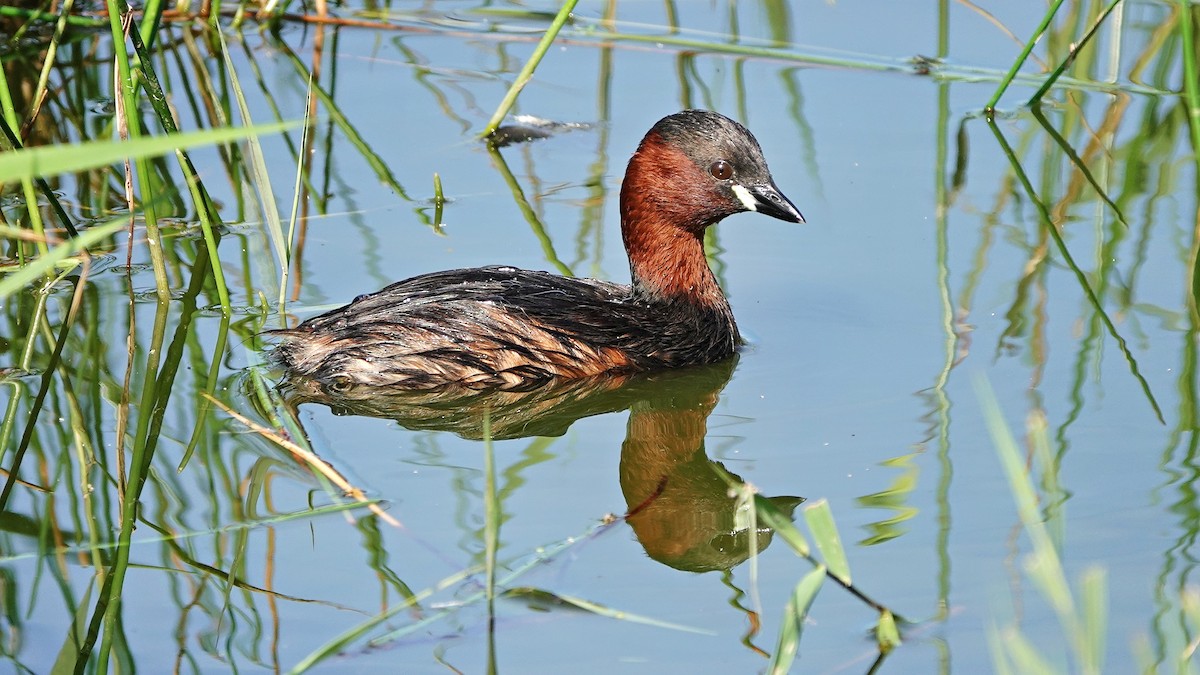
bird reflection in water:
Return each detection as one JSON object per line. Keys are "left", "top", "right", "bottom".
{"left": 616, "top": 365, "right": 805, "bottom": 574}
{"left": 281, "top": 356, "right": 803, "bottom": 641}
{"left": 282, "top": 356, "right": 803, "bottom": 569}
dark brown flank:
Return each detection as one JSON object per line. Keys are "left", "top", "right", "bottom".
{"left": 272, "top": 266, "right": 739, "bottom": 390}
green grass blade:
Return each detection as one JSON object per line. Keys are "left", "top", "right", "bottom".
{"left": 218, "top": 30, "right": 290, "bottom": 309}
{"left": 1028, "top": 0, "right": 1125, "bottom": 106}
{"left": 483, "top": 143, "right": 574, "bottom": 275}
{"left": 977, "top": 378, "right": 1068, "bottom": 587}
{"left": 985, "top": 0, "right": 1065, "bottom": 114}
{"left": 753, "top": 494, "right": 810, "bottom": 558}
{"left": 768, "top": 564, "right": 825, "bottom": 674}
{"left": 482, "top": 0, "right": 581, "bottom": 137}
{"left": 1027, "top": 106, "right": 1127, "bottom": 228}
{"left": 0, "top": 121, "right": 295, "bottom": 183}
{"left": 1184, "top": 1, "right": 1200, "bottom": 154}
{"left": 803, "top": 499, "right": 851, "bottom": 585}
{"left": 0, "top": 5, "right": 104, "bottom": 26}
{"left": 367, "top": 519, "right": 616, "bottom": 648}
{"left": 122, "top": 9, "right": 231, "bottom": 308}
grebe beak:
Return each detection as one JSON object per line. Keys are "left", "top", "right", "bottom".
{"left": 744, "top": 182, "right": 805, "bottom": 224}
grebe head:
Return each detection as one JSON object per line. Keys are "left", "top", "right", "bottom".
{"left": 619, "top": 110, "right": 803, "bottom": 300}
{"left": 621, "top": 110, "right": 804, "bottom": 233}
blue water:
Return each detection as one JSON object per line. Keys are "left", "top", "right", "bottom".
{"left": 5, "top": 1, "right": 1196, "bottom": 672}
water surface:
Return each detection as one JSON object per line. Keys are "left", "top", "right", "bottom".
{"left": 1, "top": 1, "right": 1196, "bottom": 672}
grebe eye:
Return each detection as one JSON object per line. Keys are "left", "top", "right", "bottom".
{"left": 709, "top": 159, "right": 733, "bottom": 181}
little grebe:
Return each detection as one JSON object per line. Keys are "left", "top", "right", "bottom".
{"left": 272, "top": 110, "right": 804, "bottom": 391}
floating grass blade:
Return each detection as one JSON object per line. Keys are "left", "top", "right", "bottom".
{"left": 482, "top": 0, "right": 581, "bottom": 138}
{"left": 203, "top": 394, "right": 400, "bottom": 527}
{"left": 289, "top": 566, "right": 483, "bottom": 674}
{"left": 365, "top": 519, "right": 618, "bottom": 648}
{"left": 502, "top": 587, "right": 715, "bottom": 634}
{"left": 767, "top": 564, "right": 825, "bottom": 675}
{"left": 803, "top": 499, "right": 851, "bottom": 586}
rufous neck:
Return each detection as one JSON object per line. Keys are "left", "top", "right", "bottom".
{"left": 619, "top": 134, "right": 729, "bottom": 308}
{"left": 622, "top": 220, "right": 726, "bottom": 306}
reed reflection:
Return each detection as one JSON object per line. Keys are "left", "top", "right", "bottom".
{"left": 281, "top": 356, "right": 803, "bottom": 573}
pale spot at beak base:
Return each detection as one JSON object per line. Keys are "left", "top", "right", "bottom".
{"left": 731, "top": 184, "right": 758, "bottom": 212}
